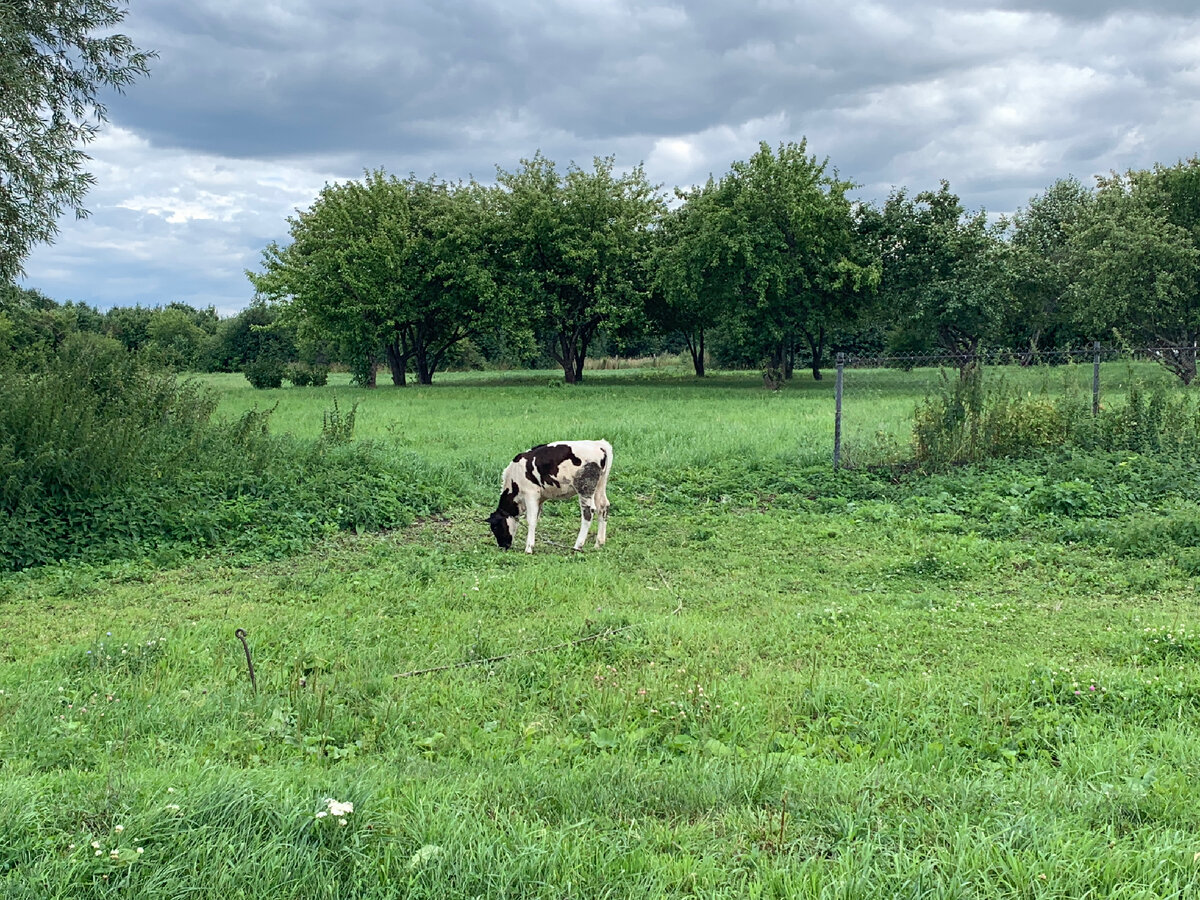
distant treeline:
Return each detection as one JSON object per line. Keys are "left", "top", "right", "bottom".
{"left": 8, "top": 143, "right": 1200, "bottom": 385}
{"left": 0, "top": 288, "right": 294, "bottom": 375}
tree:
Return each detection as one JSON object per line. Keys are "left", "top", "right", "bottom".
{"left": 146, "top": 306, "right": 207, "bottom": 370}
{"left": 204, "top": 302, "right": 295, "bottom": 374}
{"left": 102, "top": 304, "right": 152, "bottom": 352}
{"left": 250, "top": 170, "right": 498, "bottom": 386}
{"left": 708, "top": 141, "right": 877, "bottom": 380}
{"left": 387, "top": 177, "right": 500, "bottom": 385}
{"left": 1002, "top": 177, "right": 1094, "bottom": 354}
{"left": 651, "top": 179, "right": 740, "bottom": 377}
{"left": 0, "top": 282, "right": 57, "bottom": 366}
{"left": 870, "top": 181, "right": 1005, "bottom": 368}
{"left": 495, "top": 154, "right": 665, "bottom": 383}
{"left": 1, "top": 0, "right": 154, "bottom": 281}
{"left": 1066, "top": 160, "right": 1200, "bottom": 383}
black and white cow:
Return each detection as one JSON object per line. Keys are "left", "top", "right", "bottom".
{"left": 487, "top": 440, "right": 612, "bottom": 553}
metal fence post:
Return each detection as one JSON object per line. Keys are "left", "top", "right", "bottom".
{"left": 833, "top": 352, "right": 844, "bottom": 471}
{"left": 1092, "top": 340, "right": 1101, "bottom": 417}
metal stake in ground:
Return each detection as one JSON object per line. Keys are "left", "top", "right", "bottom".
{"left": 236, "top": 628, "right": 257, "bottom": 695}
{"left": 833, "top": 352, "right": 845, "bottom": 471}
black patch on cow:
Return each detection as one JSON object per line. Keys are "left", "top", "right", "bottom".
{"left": 515, "top": 443, "right": 582, "bottom": 489}
{"left": 487, "top": 510, "right": 514, "bottom": 549}
{"left": 498, "top": 482, "right": 520, "bottom": 518}
{"left": 582, "top": 506, "right": 594, "bottom": 521}
{"left": 601, "top": 447, "right": 607, "bottom": 470}
{"left": 574, "top": 461, "right": 602, "bottom": 499}
{"left": 488, "top": 482, "right": 520, "bottom": 549}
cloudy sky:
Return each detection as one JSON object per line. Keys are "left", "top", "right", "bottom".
{"left": 18, "top": 0, "right": 1200, "bottom": 316}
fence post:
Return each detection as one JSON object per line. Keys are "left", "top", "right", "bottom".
{"left": 833, "top": 352, "right": 844, "bottom": 471}
{"left": 1092, "top": 340, "right": 1101, "bottom": 417}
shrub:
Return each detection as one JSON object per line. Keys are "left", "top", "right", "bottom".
{"left": 0, "top": 345, "right": 463, "bottom": 572}
{"left": 320, "top": 398, "right": 357, "bottom": 445}
{"left": 244, "top": 357, "right": 285, "bottom": 389}
{"left": 1086, "top": 380, "right": 1200, "bottom": 456}
{"left": 285, "top": 363, "right": 329, "bottom": 387}
{"left": 912, "top": 367, "right": 1078, "bottom": 470}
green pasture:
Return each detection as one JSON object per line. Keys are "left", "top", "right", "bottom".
{"left": 2, "top": 363, "right": 1199, "bottom": 898}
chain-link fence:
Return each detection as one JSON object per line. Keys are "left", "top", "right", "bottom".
{"left": 830, "top": 342, "right": 1199, "bottom": 469}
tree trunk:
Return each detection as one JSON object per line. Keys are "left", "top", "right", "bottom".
{"left": 770, "top": 341, "right": 785, "bottom": 373}
{"left": 385, "top": 342, "right": 408, "bottom": 386}
{"left": 556, "top": 332, "right": 579, "bottom": 384}
{"left": 415, "top": 344, "right": 432, "bottom": 385}
{"left": 687, "top": 329, "right": 706, "bottom": 377}
{"left": 803, "top": 325, "right": 825, "bottom": 380}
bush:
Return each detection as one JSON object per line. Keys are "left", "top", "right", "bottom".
{"left": 912, "top": 367, "right": 1079, "bottom": 470}
{"left": 244, "top": 357, "right": 285, "bottom": 389}
{"left": 320, "top": 397, "right": 357, "bottom": 444}
{"left": 285, "top": 363, "right": 329, "bottom": 387}
{"left": 0, "top": 344, "right": 464, "bottom": 572}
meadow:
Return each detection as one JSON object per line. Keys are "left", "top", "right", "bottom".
{"left": 2, "top": 363, "right": 1199, "bottom": 898}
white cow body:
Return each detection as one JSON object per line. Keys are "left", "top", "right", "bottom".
{"left": 487, "top": 440, "right": 612, "bottom": 553}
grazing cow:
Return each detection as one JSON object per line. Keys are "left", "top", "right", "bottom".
{"left": 487, "top": 440, "right": 612, "bottom": 553}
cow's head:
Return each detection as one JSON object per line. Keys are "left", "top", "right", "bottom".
{"left": 486, "top": 509, "right": 517, "bottom": 550}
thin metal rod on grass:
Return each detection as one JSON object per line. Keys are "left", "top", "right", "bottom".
{"left": 236, "top": 628, "right": 257, "bottom": 694}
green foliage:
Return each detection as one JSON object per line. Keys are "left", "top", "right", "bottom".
{"left": 1002, "top": 177, "right": 1093, "bottom": 350}
{"left": 250, "top": 170, "right": 499, "bottom": 386}
{"left": 243, "top": 357, "right": 284, "bottom": 389}
{"left": 320, "top": 398, "right": 357, "bottom": 444}
{"left": 0, "top": 0, "right": 154, "bottom": 280}
{"left": 1085, "top": 377, "right": 1200, "bottom": 454}
{"left": 1066, "top": 160, "right": 1200, "bottom": 383}
{"left": 0, "top": 345, "right": 462, "bottom": 571}
{"left": 912, "top": 367, "right": 1076, "bottom": 469}
{"left": 284, "top": 362, "right": 329, "bottom": 387}
{"left": 495, "top": 154, "right": 665, "bottom": 383}
{"left": 870, "top": 181, "right": 1006, "bottom": 361}
{"left": 913, "top": 363, "right": 1200, "bottom": 471}
{"left": 144, "top": 306, "right": 209, "bottom": 369}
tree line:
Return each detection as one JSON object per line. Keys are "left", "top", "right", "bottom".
{"left": 7, "top": 143, "right": 1200, "bottom": 386}
{"left": 248, "top": 142, "right": 1200, "bottom": 385}
{"left": 0, "top": 287, "right": 296, "bottom": 377}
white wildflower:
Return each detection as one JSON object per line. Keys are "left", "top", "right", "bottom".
{"left": 322, "top": 797, "right": 354, "bottom": 818}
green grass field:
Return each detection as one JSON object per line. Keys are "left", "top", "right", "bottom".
{"left": 2, "top": 364, "right": 1199, "bottom": 898}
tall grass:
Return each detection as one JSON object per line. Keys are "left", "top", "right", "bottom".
{"left": 913, "top": 363, "right": 1200, "bottom": 470}
{"left": 0, "top": 336, "right": 465, "bottom": 571}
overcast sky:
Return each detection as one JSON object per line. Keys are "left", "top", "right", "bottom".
{"left": 18, "top": 0, "right": 1200, "bottom": 316}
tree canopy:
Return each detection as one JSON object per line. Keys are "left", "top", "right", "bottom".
{"left": 495, "top": 154, "right": 665, "bottom": 383}
{"left": 1066, "top": 160, "right": 1200, "bottom": 382}
{"left": 1, "top": 0, "right": 154, "bottom": 282}
{"left": 249, "top": 171, "right": 499, "bottom": 386}
{"left": 869, "top": 181, "right": 1005, "bottom": 366}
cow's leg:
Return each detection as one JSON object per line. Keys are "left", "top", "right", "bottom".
{"left": 574, "top": 496, "right": 596, "bottom": 551}
{"left": 595, "top": 475, "right": 609, "bottom": 547}
{"left": 524, "top": 497, "right": 540, "bottom": 553}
